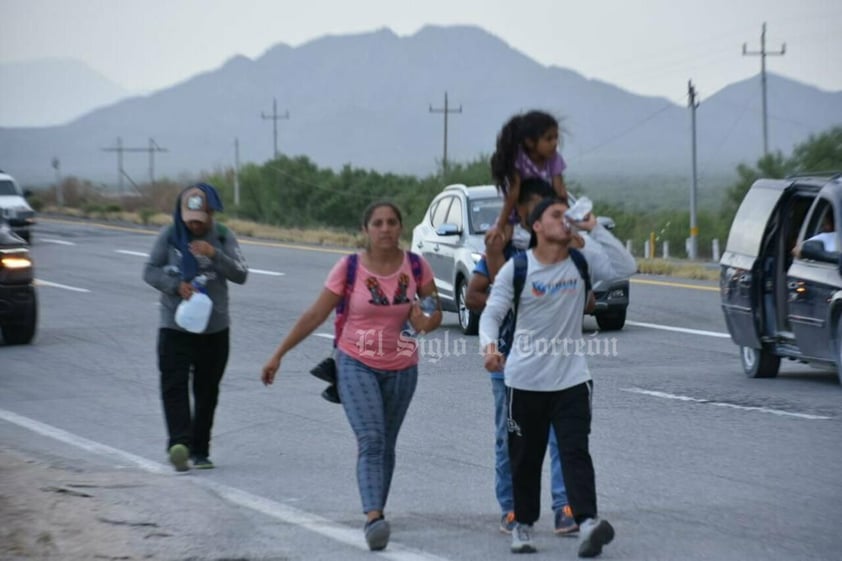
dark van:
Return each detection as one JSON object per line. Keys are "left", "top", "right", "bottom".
{"left": 720, "top": 173, "right": 842, "bottom": 382}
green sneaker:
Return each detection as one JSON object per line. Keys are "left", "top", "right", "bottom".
{"left": 168, "top": 444, "right": 190, "bottom": 472}
{"left": 192, "top": 456, "right": 215, "bottom": 469}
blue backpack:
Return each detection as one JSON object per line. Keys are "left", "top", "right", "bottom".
{"left": 498, "top": 249, "right": 592, "bottom": 356}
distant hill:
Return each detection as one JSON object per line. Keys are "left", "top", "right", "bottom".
{"left": 1, "top": 25, "right": 840, "bottom": 187}
{"left": 0, "top": 58, "right": 130, "bottom": 127}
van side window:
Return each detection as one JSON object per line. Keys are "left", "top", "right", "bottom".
{"left": 805, "top": 200, "right": 835, "bottom": 240}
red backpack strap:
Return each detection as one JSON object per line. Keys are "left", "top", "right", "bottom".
{"left": 333, "top": 254, "right": 358, "bottom": 346}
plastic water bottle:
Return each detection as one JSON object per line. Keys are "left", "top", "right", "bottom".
{"left": 565, "top": 196, "right": 593, "bottom": 222}
{"left": 175, "top": 275, "right": 212, "bottom": 333}
{"left": 419, "top": 295, "right": 438, "bottom": 318}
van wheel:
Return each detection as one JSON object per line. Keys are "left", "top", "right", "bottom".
{"left": 740, "top": 345, "right": 780, "bottom": 378}
{"left": 1, "top": 293, "right": 37, "bottom": 345}
{"left": 456, "top": 278, "right": 479, "bottom": 336}
{"left": 596, "top": 310, "right": 626, "bottom": 331}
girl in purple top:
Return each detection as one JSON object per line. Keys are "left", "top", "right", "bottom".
{"left": 490, "top": 110, "right": 569, "bottom": 244}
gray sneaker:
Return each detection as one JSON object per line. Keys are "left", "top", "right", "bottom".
{"left": 168, "top": 444, "right": 189, "bottom": 472}
{"left": 510, "top": 523, "right": 536, "bottom": 554}
{"left": 364, "top": 518, "right": 390, "bottom": 551}
{"left": 577, "top": 517, "right": 614, "bottom": 558}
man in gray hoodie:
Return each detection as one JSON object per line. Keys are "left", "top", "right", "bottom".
{"left": 143, "top": 183, "right": 248, "bottom": 472}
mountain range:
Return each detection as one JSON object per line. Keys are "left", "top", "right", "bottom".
{"left": 1, "top": 25, "right": 840, "bottom": 187}
{"left": 0, "top": 58, "right": 129, "bottom": 128}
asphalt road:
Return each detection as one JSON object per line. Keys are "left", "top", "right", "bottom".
{"left": 2, "top": 218, "right": 841, "bottom": 561}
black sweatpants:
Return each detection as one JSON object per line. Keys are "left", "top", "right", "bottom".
{"left": 507, "top": 381, "right": 596, "bottom": 525}
{"left": 158, "top": 327, "right": 229, "bottom": 457}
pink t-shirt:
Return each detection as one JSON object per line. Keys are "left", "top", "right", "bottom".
{"left": 325, "top": 252, "right": 435, "bottom": 370}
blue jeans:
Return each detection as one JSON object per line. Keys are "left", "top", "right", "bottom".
{"left": 337, "top": 351, "right": 418, "bottom": 514}
{"left": 491, "top": 376, "right": 568, "bottom": 514}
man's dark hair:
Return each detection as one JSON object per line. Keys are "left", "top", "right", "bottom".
{"left": 518, "top": 177, "right": 557, "bottom": 205}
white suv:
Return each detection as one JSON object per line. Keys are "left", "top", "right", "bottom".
{"left": 410, "top": 185, "right": 499, "bottom": 334}
{"left": 411, "top": 184, "right": 630, "bottom": 334}
{"left": 0, "top": 171, "right": 35, "bottom": 243}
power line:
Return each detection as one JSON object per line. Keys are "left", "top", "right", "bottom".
{"left": 429, "top": 91, "right": 462, "bottom": 175}
{"left": 742, "top": 22, "right": 786, "bottom": 156}
{"left": 261, "top": 97, "right": 290, "bottom": 160}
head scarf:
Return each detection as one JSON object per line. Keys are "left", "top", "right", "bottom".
{"left": 173, "top": 182, "right": 224, "bottom": 282}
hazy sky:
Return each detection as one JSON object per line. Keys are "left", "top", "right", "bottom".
{"left": 2, "top": 0, "right": 840, "bottom": 102}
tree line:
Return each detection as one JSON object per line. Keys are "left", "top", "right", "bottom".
{"left": 38, "top": 126, "right": 842, "bottom": 260}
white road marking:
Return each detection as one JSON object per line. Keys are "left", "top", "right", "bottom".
{"left": 34, "top": 279, "right": 91, "bottom": 293}
{"left": 621, "top": 387, "right": 833, "bottom": 420}
{"left": 115, "top": 250, "right": 284, "bottom": 276}
{"left": 626, "top": 320, "right": 730, "bottom": 339}
{"left": 314, "top": 333, "right": 334, "bottom": 340}
{"left": 250, "top": 268, "right": 285, "bottom": 276}
{"left": 115, "top": 249, "right": 149, "bottom": 257}
{"left": 0, "top": 408, "right": 453, "bottom": 561}
{"left": 40, "top": 238, "right": 76, "bottom": 246}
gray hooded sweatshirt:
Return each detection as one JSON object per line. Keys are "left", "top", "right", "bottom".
{"left": 143, "top": 222, "right": 248, "bottom": 333}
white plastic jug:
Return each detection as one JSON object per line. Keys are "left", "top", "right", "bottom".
{"left": 175, "top": 276, "right": 212, "bottom": 333}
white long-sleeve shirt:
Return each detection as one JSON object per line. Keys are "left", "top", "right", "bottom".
{"left": 479, "top": 247, "right": 616, "bottom": 391}
{"left": 580, "top": 223, "right": 637, "bottom": 282}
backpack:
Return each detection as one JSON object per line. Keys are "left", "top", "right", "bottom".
{"left": 333, "top": 251, "right": 423, "bottom": 346}
{"left": 498, "top": 248, "right": 594, "bottom": 355}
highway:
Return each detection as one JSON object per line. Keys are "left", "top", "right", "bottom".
{"left": 2, "top": 218, "right": 841, "bottom": 561}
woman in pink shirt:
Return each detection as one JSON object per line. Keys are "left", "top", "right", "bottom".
{"left": 261, "top": 201, "right": 442, "bottom": 551}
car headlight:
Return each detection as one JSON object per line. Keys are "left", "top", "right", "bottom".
{"left": 608, "top": 288, "right": 625, "bottom": 299}
{"left": 1, "top": 255, "right": 32, "bottom": 269}
{"left": 471, "top": 252, "right": 483, "bottom": 264}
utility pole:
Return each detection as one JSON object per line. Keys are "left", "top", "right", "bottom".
{"left": 102, "top": 137, "right": 125, "bottom": 194}
{"left": 688, "top": 80, "right": 700, "bottom": 260}
{"left": 233, "top": 138, "right": 241, "bottom": 207}
{"left": 742, "top": 22, "right": 786, "bottom": 156}
{"left": 261, "top": 97, "right": 289, "bottom": 160}
{"left": 102, "top": 137, "right": 168, "bottom": 193}
{"left": 51, "top": 157, "right": 63, "bottom": 208}
{"left": 429, "top": 91, "right": 462, "bottom": 175}
{"left": 146, "top": 138, "right": 168, "bottom": 185}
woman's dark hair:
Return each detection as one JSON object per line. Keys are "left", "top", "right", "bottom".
{"left": 490, "top": 110, "right": 559, "bottom": 192}
{"left": 362, "top": 200, "right": 403, "bottom": 228}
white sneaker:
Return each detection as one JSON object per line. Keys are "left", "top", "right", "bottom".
{"left": 510, "top": 523, "right": 536, "bottom": 554}
{"left": 578, "top": 517, "right": 614, "bottom": 558}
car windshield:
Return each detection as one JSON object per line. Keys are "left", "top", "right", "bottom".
{"left": 0, "top": 180, "right": 20, "bottom": 196}
{"left": 468, "top": 196, "right": 503, "bottom": 234}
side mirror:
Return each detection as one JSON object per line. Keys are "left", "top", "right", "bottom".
{"left": 800, "top": 239, "right": 837, "bottom": 263}
{"left": 23, "top": 189, "right": 33, "bottom": 198}
{"left": 435, "top": 223, "right": 461, "bottom": 236}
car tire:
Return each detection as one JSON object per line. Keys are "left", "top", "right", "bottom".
{"left": 595, "top": 309, "right": 626, "bottom": 331}
{"left": 1, "top": 292, "right": 37, "bottom": 345}
{"left": 740, "top": 345, "right": 780, "bottom": 378}
{"left": 456, "top": 278, "right": 480, "bottom": 336}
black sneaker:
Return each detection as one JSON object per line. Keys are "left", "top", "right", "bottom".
{"left": 191, "top": 456, "right": 215, "bottom": 469}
